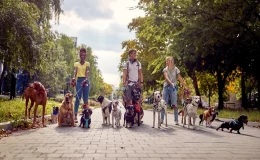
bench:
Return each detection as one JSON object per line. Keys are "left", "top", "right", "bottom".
{"left": 224, "top": 102, "right": 235, "bottom": 109}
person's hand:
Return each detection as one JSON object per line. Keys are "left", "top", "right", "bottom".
{"left": 81, "top": 79, "right": 88, "bottom": 87}
{"left": 170, "top": 82, "right": 175, "bottom": 87}
{"left": 71, "top": 78, "right": 76, "bottom": 87}
{"left": 123, "top": 82, "right": 127, "bottom": 87}
{"left": 140, "top": 83, "right": 143, "bottom": 88}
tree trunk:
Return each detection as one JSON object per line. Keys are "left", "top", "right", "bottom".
{"left": 217, "top": 71, "right": 225, "bottom": 110}
{"left": 257, "top": 77, "right": 260, "bottom": 109}
{"left": 208, "top": 86, "right": 211, "bottom": 107}
{"left": 0, "top": 64, "right": 7, "bottom": 94}
{"left": 241, "top": 72, "right": 247, "bottom": 109}
{"left": 190, "top": 71, "right": 200, "bottom": 96}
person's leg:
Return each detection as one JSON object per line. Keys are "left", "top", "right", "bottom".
{"left": 74, "top": 78, "right": 83, "bottom": 120}
{"left": 170, "top": 89, "right": 178, "bottom": 124}
{"left": 83, "top": 81, "right": 90, "bottom": 104}
{"left": 126, "top": 85, "right": 133, "bottom": 106}
{"left": 161, "top": 87, "right": 169, "bottom": 121}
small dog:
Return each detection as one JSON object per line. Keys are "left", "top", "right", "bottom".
{"left": 216, "top": 115, "right": 248, "bottom": 134}
{"left": 131, "top": 88, "right": 144, "bottom": 126}
{"left": 152, "top": 91, "right": 167, "bottom": 128}
{"left": 112, "top": 101, "right": 122, "bottom": 128}
{"left": 58, "top": 93, "right": 75, "bottom": 127}
{"left": 199, "top": 108, "right": 218, "bottom": 126}
{"left": 183, "top": 96, "right": 201, "bottom": 129}
{"left": 79, "top": 104, "right": 92, "bottom": 128}
{"left": 97, "top": 95, "right": 112, "bottom": 125}
{"left": 51, "top": 106, "right": 59, "bottom": 123}
{"left": 199, "top": 107, "right": 213, "bottom": 127}
{"left": 124, "top": 105, "right": 136, "bottom": 128}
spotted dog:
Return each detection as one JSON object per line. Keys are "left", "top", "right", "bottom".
{"left": 152, "top": 91, "right": 167, "bottom": 128}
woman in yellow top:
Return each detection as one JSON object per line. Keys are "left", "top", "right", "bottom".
{"left": 72, "top": 48, "right": 90, "bottom": 123}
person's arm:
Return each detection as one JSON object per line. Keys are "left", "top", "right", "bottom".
{"left": 123, "top": 69, "right": 127, "bottom": 86}
{"left": 138, "top": 69, "right": 143, "bottom": 86}
{"left": 177, "top": 74, "right": 187, "bottom": 89}
{"left": 73, "top": 67, "right": 77, "bottom": 80}
{"left": 163, "top": 71, "right": 174, "bottom": 86}
{"left": 85, "top": 66, "right": 89, "bottom": 80}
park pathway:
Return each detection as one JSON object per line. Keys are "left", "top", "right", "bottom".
{"left": 1, "top": 108, "right": 260, "bottom": 160}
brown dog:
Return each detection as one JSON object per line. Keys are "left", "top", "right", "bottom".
{"left": 200, "top": 107, "right": 213, "bottom": 127}
{"left": 58, "top": 93, "right": 75, "bottom": 127}
{"left": 23, "top": 82, "right": 47, "bottom": 128}
{"left": 23, "top": 83, "right": 36, "bottom": 119}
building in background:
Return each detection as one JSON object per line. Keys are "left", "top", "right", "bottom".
{"left": 70, "top": 37, "right": 77, "bottom": 48}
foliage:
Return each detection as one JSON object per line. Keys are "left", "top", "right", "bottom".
{"left": 120, "top": 0, "right": 260, "bottom": 109}
{"left": 0, "top": 98, "right": 61, "bottom": 123}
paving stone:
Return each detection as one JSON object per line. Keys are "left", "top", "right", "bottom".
{"left": 0, "top": 109, "right": 259, "bottom": 160}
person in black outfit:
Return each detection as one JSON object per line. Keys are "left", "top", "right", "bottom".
{"left": 10, "top": 68, "right": 17, "bottom": 100}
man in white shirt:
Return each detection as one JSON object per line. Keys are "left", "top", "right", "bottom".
{"left": 122, "top": 49, "right": 144, "bottom": 106}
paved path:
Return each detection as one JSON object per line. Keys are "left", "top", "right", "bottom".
{"left": 1, "top": 108, "right": 260, "bottom": 160}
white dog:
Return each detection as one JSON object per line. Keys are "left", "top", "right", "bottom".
{"left": 112, "top": 101, "right": 122, "bottom": 128}
{"left": 183, "top": 96, "right": 201, "bottom": 129}
{"left": 152, "top": 91, "right": 167, "bottom": 128}
{"left": 97, "top": 95, "right": 112, "bottom": 125}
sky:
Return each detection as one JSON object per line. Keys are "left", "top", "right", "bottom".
{"left": 50, "top": 0, "right": 145, "bottom": 87}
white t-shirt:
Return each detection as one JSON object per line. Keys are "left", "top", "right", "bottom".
{"left": 123, "top": 60, "right": 142, "bottom": 85}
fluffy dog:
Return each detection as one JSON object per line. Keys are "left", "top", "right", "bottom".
{"left": 51, "top": 106, "right": 59, "bottom": 123}
{"left": 79, "top": 104, "right": 92, "bottom": 128}
{"left": 97, "top": 95, "right": 112, "bottom": 125}
{"left": 112, "top": 101, "right": 122, "bottom": 128}
{"left": 216, "top": 115, "right": 248, "bottom": 134}
{"left": 183, "top": 96, "right": 201, "bottom": 129}
{"left": 58, "top": 93, "right": 75, "bottom": 127}
{"left": 152, "top": 91, "right": 167, "bottom": 128}
{"left": 124, "top": 105, "right": 136, "bottom": 128}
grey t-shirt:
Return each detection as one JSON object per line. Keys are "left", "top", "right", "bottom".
{"left": 163, "top": 66, "right": 180, "bottom": 87}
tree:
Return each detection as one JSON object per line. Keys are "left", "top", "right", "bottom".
{"left": 0, "top": 0, "right": 63, "bottom": 93}
{"left": 122, "top": 0, "right": 260, "bottom": 109}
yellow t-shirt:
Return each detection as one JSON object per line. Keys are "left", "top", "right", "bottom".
{"left": 74, "top": 61, "right": 90, "bottom": 78}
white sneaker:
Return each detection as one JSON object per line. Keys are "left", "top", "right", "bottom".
{"left": 175, "top": 121, "right": 179, "bottom": 125}
{"left": 161, "top": 120, "right": 164, "bottom": 124}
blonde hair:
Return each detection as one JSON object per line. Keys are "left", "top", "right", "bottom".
{"left": 166, "top": 56, "right": 174, "bottom": 68}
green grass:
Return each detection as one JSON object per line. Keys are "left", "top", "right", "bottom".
{"left": 0, "top": 95, "right": 101, "bottom": 123}
{"left": 0, "top": 97, "right": 61, "bottom": 123}
{"left": 142, "top": 103, "right": 260, "bottom": 122}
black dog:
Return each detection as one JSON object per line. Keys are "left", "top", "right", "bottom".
{"left": 131, "top": 88, "right": 144, "bottom": 126}
{"left": 79, "top": 106, "right": 92, "bottom": 128}
{"left": 216, "top": 115, "right": 248, "bottom": 134}
{"left": 124, "top": 105, "right": 136, "bottom": 128}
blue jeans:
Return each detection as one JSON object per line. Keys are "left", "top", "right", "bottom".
{"left": 74, "top": 77, "right": 90, "bottom": 114}
{"left": 161, "top": 86, "right": 178, "bottom": 122}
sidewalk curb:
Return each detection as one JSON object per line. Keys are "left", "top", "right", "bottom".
{"left": 0, "top": 115, "right": 51, "bottom": 131}
{"left": 0, "top": 107, "right": 96, "bottom": 131}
